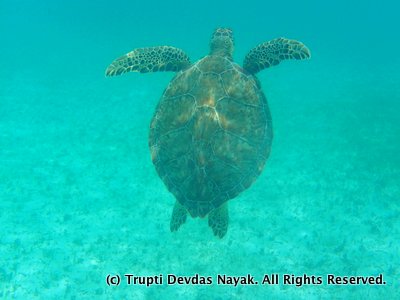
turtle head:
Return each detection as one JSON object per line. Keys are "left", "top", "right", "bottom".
{"left": 209, "top": 28, "right": 234, "bottom": 58}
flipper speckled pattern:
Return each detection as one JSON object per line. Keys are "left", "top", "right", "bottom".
{"left": 243, "top": 38, "right": 310, "bottom": 74}
{"left": 106, "top": 46, "right": 190, "bottom": 76}
{"left": 170, "top": 201, "right": 188, "bottom": 232}
{"left": 208, "top": 203, "right": 229, "bottom": 238}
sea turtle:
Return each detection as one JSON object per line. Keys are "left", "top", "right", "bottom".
{"left": 106, "top": 28, "right": 310, "bottom": 238}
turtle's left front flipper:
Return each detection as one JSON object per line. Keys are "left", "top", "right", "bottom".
{"left": 243, "top": 38, "right": 310, "bottom": 74}
{"left": 106, "top": 46, "right": 191, "bottom": 76}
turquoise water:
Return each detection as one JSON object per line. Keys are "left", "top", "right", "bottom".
{"left": 1, "top": 0, "right": 399, "bottom": 298}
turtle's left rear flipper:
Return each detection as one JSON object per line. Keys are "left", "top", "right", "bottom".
{"left": 106, "top": 46, "right": 191, "bottom": 76}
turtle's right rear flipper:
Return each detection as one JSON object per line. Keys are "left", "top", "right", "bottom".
{"left": 106, "top": 46, "right": 191, "bottom": 76}
{"left": 208, "top": 203, "right": 229, "bottom": 238}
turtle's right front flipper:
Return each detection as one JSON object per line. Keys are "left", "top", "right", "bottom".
{"left": 243, "top": 38, "right": 310, "bottom": 74}
{"left": 105, "top": 46, "right": 191, "bottom": 76}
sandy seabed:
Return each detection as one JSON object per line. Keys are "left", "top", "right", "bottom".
{"left": 0, "top": 63, "right": 399, "bottom": 299}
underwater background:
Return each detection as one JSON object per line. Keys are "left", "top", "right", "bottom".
{"left": 1, "top": 0, "right": 399, "bottom": 298}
